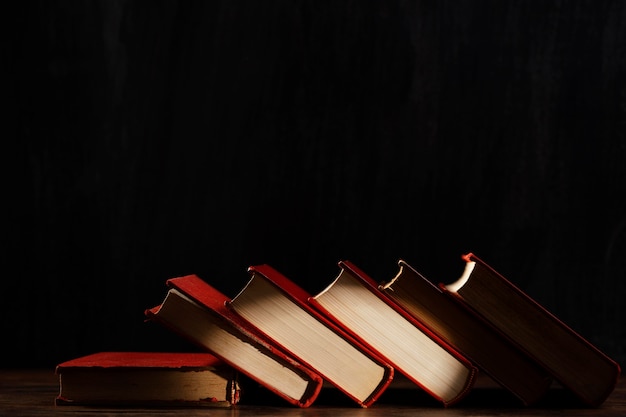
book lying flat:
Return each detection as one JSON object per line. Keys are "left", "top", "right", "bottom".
{"left": 309, "top": 260, "right": 478, "bottom": 407}
{"left": 145, "top": 275, "right": 324, "bottom": 408}
{"left": 227, "top": 264, "right": 395, "bottom": 408}
{"left": 55, "top": 351, "right": 239, "bottom": 407}
{"left": 379, "top": 259, "right": 553, "bottom": 405}
{"left": 442, "top": 253, "right": 621, "bottom": 407}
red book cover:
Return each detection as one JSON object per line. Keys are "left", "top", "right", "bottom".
{"left": 308, "top": 260, "right": 478, "bottom": 407}
{"left": 230, "top": 264, "right": 395, "bottom": 408}
{"left": 145, "top": 275, "right": 324, "bottom": 408}
{"left": 57, "top": 351, "right": 227, "bottom": 369}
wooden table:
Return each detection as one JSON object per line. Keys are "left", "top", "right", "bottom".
{"left": 1, "top": 369, "right": 624, "bottom": 416}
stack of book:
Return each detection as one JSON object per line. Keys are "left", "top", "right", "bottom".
{"left": 55, "top": 253, "right": 621, "bottom": 408}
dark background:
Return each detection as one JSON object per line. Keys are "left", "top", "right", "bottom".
{"left": 5, "top": 1, "right": 626, "bottom": 370}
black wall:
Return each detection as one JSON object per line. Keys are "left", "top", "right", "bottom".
{"left": 6, "top": 1, "right": 626, "bottom": 369}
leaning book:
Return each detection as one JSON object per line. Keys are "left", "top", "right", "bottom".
{"left": 55, "top": 351, "right": 239, "bottom": 407}
{"left": 442, "top": 253, "right": 621, "bottom": 407}
{"left": 145, "top": 274, "right": 324, "bottom": 408}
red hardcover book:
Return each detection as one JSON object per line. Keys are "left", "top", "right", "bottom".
{"left": 442, "top": 253, "right": 621, "bottom": 407}
{"left": 145, "top": 275, "right": 324, "bottom": 408}
{"left": 227, "top": 264, "right": 395, "bottom": 408}
{"left": 55, "top": 352, "right": 239, "bottom": 407}
{"left": 308, "top": 260, "right": 478, "bottom": 407}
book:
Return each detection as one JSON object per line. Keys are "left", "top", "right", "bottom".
{"left": 227, "top": 264, "right": 395, "bottom": 408}
{"left": 379, "top": 259, "right": 553, "bottom": 405}
{"left": 144, "top": 275, "right": 324, "bottom": 408}
{"left": 54, "top": 351, "right": 239, "bottom": 407}
{"left": 442, "top": 252, "right": 622, "bottom": 407}
{"left": 308, "top": 260, "right": 478, "bottom": 407}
